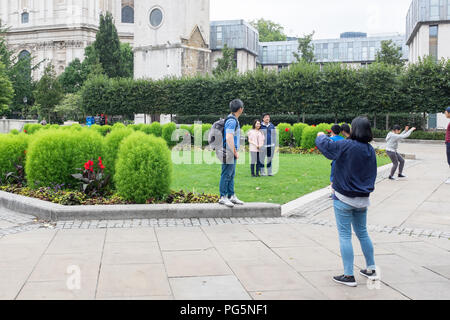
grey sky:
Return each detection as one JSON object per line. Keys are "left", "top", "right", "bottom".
{"left": 210, "top": 0, "right": 412, "bottom": 40}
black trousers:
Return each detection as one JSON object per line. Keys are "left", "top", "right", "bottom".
{"left": 250, "top": 152, "right": 262, "bottom": 176}
{"left": 447, "top": 142, "right": 450, "bottom": 166}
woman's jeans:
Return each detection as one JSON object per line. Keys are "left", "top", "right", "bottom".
{"left": 334, "top": 200, "right": 376, "bottom": 276}
{"left": 220, "top": 159, "right": 237, "bottom": 198}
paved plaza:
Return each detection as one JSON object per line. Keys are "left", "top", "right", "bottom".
{"left": 0, "top": 142, "right": 449, "bottom": 300}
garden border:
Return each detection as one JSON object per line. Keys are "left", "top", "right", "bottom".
{"left": 0, "top": 191, "right": 281, "bottom": 221}
{"left": 373, "top": 138, "right": 445, "bottom": 145}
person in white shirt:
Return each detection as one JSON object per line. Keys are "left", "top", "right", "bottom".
{"left": 385, "top": 125, "right": 416, "bottom": 180}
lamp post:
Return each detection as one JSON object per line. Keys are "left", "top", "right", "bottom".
{"left": 22, "top": 96, "right": 28, "bottom": 119}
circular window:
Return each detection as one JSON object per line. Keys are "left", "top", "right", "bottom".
{"left": 149, "top": 8, "right": 163, "bottom": 28}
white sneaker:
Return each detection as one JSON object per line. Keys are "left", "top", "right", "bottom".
{"left": 219, "top": 197, "right": 234, "bottom": 208}
{"left": 446, "top": 178, "right": 450, "bottom": 185}
{"left": 229, "top": 195, "right": 244, "bottom": 205}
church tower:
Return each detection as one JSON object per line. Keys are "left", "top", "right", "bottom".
{"left": 133, "top": 0, "right": 211, "bottom": 80}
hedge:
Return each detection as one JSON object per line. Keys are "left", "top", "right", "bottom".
{"left": 293, "top": 123, "right": 308, "bottom": 147}
{"left": 81, "top": 58, "right": 449, "bottom": 124}
{"left": 162, "top": 122, "right": 177, "bottom": 147}
{"left": 115, "top": 132, "right": 172, "bottom": 203}
{"left": 277, "top": 123, "right": 293, "bottom": 147}
{"left": 301, "top": 126, "right": 321, "bottom": 149}
{"left": 25, "top": 129, "right": 104, "bottom": 188}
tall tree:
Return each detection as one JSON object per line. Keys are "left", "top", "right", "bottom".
{"left": 0, "top": 62, "right": 14, "bottom": 115}
{"left": 249, "top": 19, "right": 287, "bottom": 42}
{"left": 119, "top": 43, "right": 134, "bottom": 78}
{"left": 294, "top": 32, "right": 316, "bottom": 64}
{"left": 375, "top": 40, "right": 405, "bottom": 67}
{"left": 213, "top": 44, "right": 237, "bottom": 76}
{"left": 58, "top": 58, "right": 83, "bottom": 94}
{"left": 94, "top": 12, "right": 122, "bottom": 78}
{"left": 33, "top": 64, "right": 64, "bottom": 122}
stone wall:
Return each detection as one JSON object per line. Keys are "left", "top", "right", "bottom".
{"left": 0, "top": 120, "right": 38, "bottom": 134}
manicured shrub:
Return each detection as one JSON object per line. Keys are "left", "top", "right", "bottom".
{"left": 277, "top": 123, "right": 293, "bottom": 147}
{"left": 201, "top": 124, "right": 212, "bottom": 146}
{"left": 91, "top": 124, "right": 111, "bottom": 136}
{"left": 25, "top": 129, "right": 104, "bottom": 188}
{"left": 103, "top": 127, "right": 134, "bottom": 179}
{"left": 293, "top": 123, "right": 308, "bottom": 147}
{"left": 115, "top": 132, "right": 172, "bottom": 203}
{"left": 149, "top": 122, "right": 162, "bottom": 137}
{"left": 301, "top": 125, "right": 320, "bottom": 149}
{"left": 316, "top": 123, "right": 333, "bottom": 134}
{"left": 112, "top": 122, "right": 126, "bottom": 130}
{"left": 241, "top": 125, "right": 252, "bottom": 135}
{"left": 23, "top": 124, "right": 43, "bottom": 135}
{"left": 0, "top": 133, "right": 28, "bottom": 183}
{"left": 127, "top": 124, "right": 139, "bottom": 131}
{"left": 162, "top": 122, "right": 177, "bottom": 147}
{"left": 9, "top": 129, "right": 19, "bottom": 135}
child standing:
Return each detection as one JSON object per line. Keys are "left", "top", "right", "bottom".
{"left": 248, "top": 120, "right": 265, "bottom": 177}
{"left": 386, "top": 125, "right": 416, "bottom": 180}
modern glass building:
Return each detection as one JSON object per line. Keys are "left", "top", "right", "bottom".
{"left": 406, "top": 0, "right": 450, "bottom": 63}
{"left": 257, "top": 33, "right": 409, "bottom": 69}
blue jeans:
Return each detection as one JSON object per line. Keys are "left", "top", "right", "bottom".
{"left": 334, "top": 200, "right": 376, "bottom": 276}
{"left": 220, "top": 160, "right": 236, "bottom": 198}
{"left": 446, "top": 142, "right": 450, "bottom": 166}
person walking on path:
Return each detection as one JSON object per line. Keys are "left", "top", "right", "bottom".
{"left": 260, "top": 114, "right": 276, "bottom": 176}
{"left": 385, "top": 125, "right": 416, "bottom": 180}
{"left": 218, "top": 99, "right": 245, "bottom": 208}
{"left": 445, "top": 107, "right": 450, "bottom": 184}
{"left": 316, "top": 117, "right": 378, "bottom": 287}
{"left": 248, "top": 120, "right": 265, "bottom": 177}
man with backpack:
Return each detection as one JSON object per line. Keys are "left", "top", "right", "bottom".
{"left": 213, "top": 99, "right": 245, "bottom": 208}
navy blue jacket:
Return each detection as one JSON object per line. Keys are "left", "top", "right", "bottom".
{"left": 260, "top": 122, "right": 276, "bottom": 146}
{"left": 315, "top": 135, "right": 377, "bottom": 198}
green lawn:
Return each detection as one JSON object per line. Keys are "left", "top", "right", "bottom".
{"left": 172, "top": 152, "right": 391, "bottom": 205}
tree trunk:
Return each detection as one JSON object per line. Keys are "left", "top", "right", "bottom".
{"left": 302, "top": 112, "right": 305, "bottom": 123}
{"left": 385, "top": 114, "right": 390, "bottom": 131}
{"left": 297, "top": 112, "right": 300, "bottom": 123}
{"left": 373, "top": 113, "right": 377, "bottom": 129}
{"left": 423, "top": 112, "right": 427, "bottom": 131}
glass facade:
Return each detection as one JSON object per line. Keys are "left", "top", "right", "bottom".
{"left": 429, "top": 25, "right": 439, "bottom": 60}
{"left": 257, "top": 34, "right": 408, "bottom": 65}
{"left": 406, "top": 0, "right": 450, "bottom": 44}
{"left": 210, "top": 20, "right": 259, "bottom": 56}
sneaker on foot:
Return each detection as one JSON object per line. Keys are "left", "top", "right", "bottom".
{"left": 388, "top": 176, "right": 398, "bottom": 181}
{"left": 333, "top": 275, "right": 357, "bottom": 287}
{"left": 360, "top": 269, "right": 379, "bottom": 280}
{"left": 219, "top": 197, "right": 234, "bottom": 208}
{"left": 398, "top": 174, "right": 407, "bottom": 178}
{"left": 446, "top": 178, "right": 450, "bottom": 185}
{"left": 229, "top": 195, "right": 244, "bottom": 205}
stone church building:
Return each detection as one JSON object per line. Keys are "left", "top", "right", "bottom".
{"left": 0, "top": 0, "right": 136, "bottom": 79}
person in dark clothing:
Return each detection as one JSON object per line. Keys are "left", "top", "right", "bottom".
{"left": 260, "top": 113, "right": 276, "bottom": 176}
{"left": 316, "top": 116, "right": 378, "bottom": 287}
{"left": 445, "top": 107, "right": 450, "bottom": 184}
{"left": 341, "top": 123, "right": 351, "bottom": 138}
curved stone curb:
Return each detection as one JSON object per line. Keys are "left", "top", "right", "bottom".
{"left": 0, "top": 191, "right": 281, "bottom": 221}
{"left": 373, "top": 138, "right": 445, "bottom": 145}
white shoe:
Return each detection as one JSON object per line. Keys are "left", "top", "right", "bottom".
{"left": 446, "top": 178, "right": 450, "bottom": 185}
{"left": 229, "top": 195, "right": 244, "bottom": 205}
{"left": 219, "top": 197, "right": 234, "bottom": 208}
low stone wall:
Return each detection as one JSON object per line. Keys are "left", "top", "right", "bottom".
{"left": 0, "top": 191, "right": 281, "bottom": 221}
{"left": 0, "top": 119, "right": 38, "bottom": 134}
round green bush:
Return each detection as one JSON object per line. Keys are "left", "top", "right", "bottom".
{"left": 0, "top": 133, "right": 28, "bottom": 183}
{"left": 162, "top": 122, "right": 177, "bottom": 147}
{"left": 277, "top": 123, "right": 293, "bottom": 147}
{"left": 293, "top": 123, "right": 308, "bottom": 147}
{"left": 103, "top": 127, "right": 134, "bottom": 179}
{"left": 23, "top": 124, "right": 43, "bottom": 135}
{"left": 112, "top": 122, "right": 126, "bottom": 130}
{"left": 9, "top": 129, "right": 19, "bottom": 135}
{"left": 91, "top": 124, "right": 111, "bottom": 136}
{"left": 25, "top": 129, "right": 104, "bottom": 188}
{"left": 241, "top": 125, "right": 252, "bottom": 135}
{"left": 317, "top": 123, "right": 333, "bottom": 134}
{"left": 201, "top": 124, "right": 212, "bottom": 146}
{"left": 301, "top": 126, "right": 320, "bottom": 149}
{"left": 149, "top": 122, "right": 162, "bottom": 137}
{"left": 115, "top": 132, "right": 172, "bottom": 203}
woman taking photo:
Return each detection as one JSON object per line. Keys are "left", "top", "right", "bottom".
{"left": 316, "top": 117, "right": 378, "bottom": 287}
{"left": 247, "top": 120, "right": 265, "bottom": 177}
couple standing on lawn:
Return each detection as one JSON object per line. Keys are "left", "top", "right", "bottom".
{"left": 217, "top": 99, "right": 275, "bottom": 208}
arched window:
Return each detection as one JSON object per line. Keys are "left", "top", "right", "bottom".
{"left": 18, "top": 50, "right": 31, "bottom": 60}
{"left": 121, "top": 6, "right": 134, "bottom": 23}
{"left": 21, "top": 12, "right": 29, "bottom": 24}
